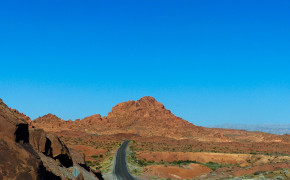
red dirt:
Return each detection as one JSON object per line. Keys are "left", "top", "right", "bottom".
{"left": 68, "top": 145, "right": 107, "bottom": 161}
{"left": 232, "top": 162, "right": 290, "bottom": 177}
{"left": 143, "top": 163, "right": 212, "bottom": 179}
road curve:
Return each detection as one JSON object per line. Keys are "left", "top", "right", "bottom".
{"left": 114, "top": 141, "right": 135, "bottom": 180}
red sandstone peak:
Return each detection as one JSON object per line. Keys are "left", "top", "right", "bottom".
{"left": 103, "top": 96, "right": 203, "bottom": 138}
{"left": 138, "top": 96, "right": 157, "bottom": 103}
{"left": 110, "top": 96, "right": 166, "bottom": 115}
{"left": 137, "top": 96, "right": 165, "bottom": 109}
{"left": 42, "top": 113, "right": 61, "bottom": 119}
{"left": 80, "top": 114, "right": 102, "bottom": 124}
{"left": 33, "top": 113, "right": 63, "bottom": 123}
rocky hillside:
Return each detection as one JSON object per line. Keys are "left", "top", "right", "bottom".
{"left": 31, "top": 96, "right": 289, "bottom": 143}
{"left": 32, "top": 96, "right": 216, "bottom": 139}
{"left": 0, "top": 99, "right": 99, "bottom": 180}
{"left": 103, "top": 96, "right": 208, "bottom": 138}
{"left": 33, "top": 113, "right": 105, "bottom": 134}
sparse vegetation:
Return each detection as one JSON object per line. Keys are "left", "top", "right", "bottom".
{"left": 203, "top": 161, "right": 232, "bottom": 171}
{"left": 56, "top": 130, "right": 290, "bottom": 180}
{"left": 129, "top": 145, "right": 233, "bottom": 171}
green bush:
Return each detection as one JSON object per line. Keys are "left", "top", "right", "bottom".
{"left": 91, "top": 155, "right": 99, "bottom": 159}
{"left": 204, "top": 161, "right": 231, "bottom": 171}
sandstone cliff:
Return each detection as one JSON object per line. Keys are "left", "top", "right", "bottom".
{"left": 0, "top": 99, "right": 99, "bottom": 180}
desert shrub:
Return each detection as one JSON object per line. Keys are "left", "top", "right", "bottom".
{"left": 148, "top": 160, "right": 155, "bottom": 164}
{"left": 204, "top": 161, "right": 231, "bottom": 171}
{"left": 91, "top": 155, "right": 99, "bottom": 159}
{"left": 137, "top": 159, "right": 147, "bottom": 166}
{"left": 171, "top": 160, "right": 197, "bottom": 166}
{"left": 86, "top": 161, "right": 94, "bottom": 166}
{"left": 254, "top": 171, "right": 262, "bottom": 175}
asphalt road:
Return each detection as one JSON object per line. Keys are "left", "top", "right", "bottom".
{"left": 114, "top": 141, "right": 135, "bottom": 180}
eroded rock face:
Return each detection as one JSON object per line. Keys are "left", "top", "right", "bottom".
{"left": 34, "top": 113, "right": 63, "bottom": 124}
{"left": 32, "top": 113, "right": 104, "bottom": 134}
{"left": 29, "top": 128, "right": 50, "bottom": 155}
{"left": 10, "top": 108, "right": 32, "bottom": 125}
{"left": 46, "top": 133, "right": 73, "bottom": 167}
{"left": 69, "top": 148, "right": 86, "bottom": 166}
{"left": 0, "top": 99, "right": 57, "bottom": 180}
{"left": 0, "top": 99, "right": 28, "bottom": 141}
{"left": 0, "top": 99, "right": 98, "bottom": 180}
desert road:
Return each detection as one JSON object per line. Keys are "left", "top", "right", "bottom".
{"left": 114, "top": 141, "right": 135, "bottom": 180}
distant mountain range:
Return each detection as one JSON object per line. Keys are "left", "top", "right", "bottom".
{"left": 209, "top": 124, "right": 290, "bottom": 135}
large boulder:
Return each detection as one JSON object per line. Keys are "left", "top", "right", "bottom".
{"left": 46, "top": 133, "right": 73, "bottom": 167}
{"left": 69, "top": 148, "right": 86, "bottom": 166}
{"left": 29, "top": 128, "right": 51, "bottom": 155}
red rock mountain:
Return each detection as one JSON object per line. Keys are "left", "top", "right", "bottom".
{"left": 31, "top": 96, "right": 289, "bottom": 143}
{"left": 102, "top": 96, "right": 207, "bottom": 138}
{"left": 32, "top": 96, "right": 223, "bottom": 140}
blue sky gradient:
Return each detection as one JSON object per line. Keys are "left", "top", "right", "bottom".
{"left": 0, "top": 0, "right": 289, "bottom": 126}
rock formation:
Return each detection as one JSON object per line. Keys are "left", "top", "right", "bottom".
{"left": 31, "top": 96, "right": 222, "bottom": 140}
{"left": 10, "top": 108, "right": 32, "bottom": 125}
{"left": 0, "top": 98, "right": 98, "bottom": 180}
{"left": 103, "top": 96, "right": 206, "bottom": 138}
{"left": 30, "top": 96, "right": 289, "bottom": 143}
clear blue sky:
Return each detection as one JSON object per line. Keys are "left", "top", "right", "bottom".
{"left": 0, "top": 0, "right": 289, "bottom": 126}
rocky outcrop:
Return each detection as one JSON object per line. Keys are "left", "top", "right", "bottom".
{"left": 29, "top": 128, "right": 50, "bottom": 155}
{"left": 69, "top": 148, "right": 86, "bottom": 166}
{"left": 32, "top": 113, "right": 104, "bottom": 133}
{"left": 0, "top": 98, "right": 98, "bottom": 180}
{"left": 30, "top": 96, "right": 222, "bottom": 140}
{"left": 10, "top": 108, "right": 31, "bottom": 125}
{"left": 29, "top": 128, "right": 74, "bottom": 167}
{"left": 0, "top": 98, "right": 57, "bottom": 179}
{"left": 0, "top": 99, "right": 28, "bottom": 142}
{"left": 102, "top": 96, "right": 208, "bottom": 138}
{"left": 30, "top": 96, "right": 287, "bottom": 143}
{"left": 34, "top": 113, "right": 63, "bottom": 124}
{"left": 46, "top": 133, "right": 73, "bottom": 167}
